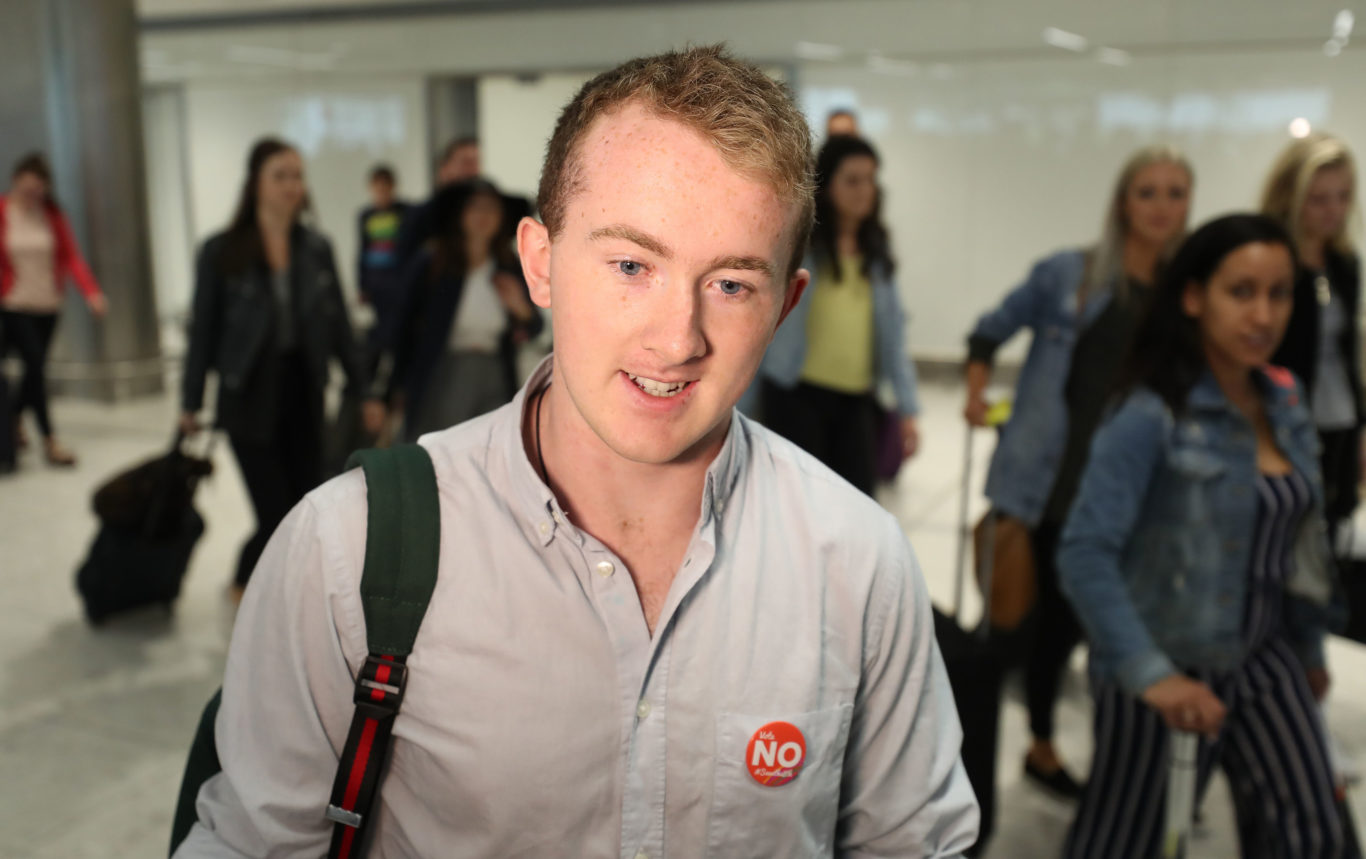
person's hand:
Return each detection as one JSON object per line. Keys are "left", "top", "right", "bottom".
{"left": 1141, "top": 675, "right": 1227, "bottom": 739}
{"left": 362, "top": 399, "right": 387, "bottom": 436}
{"left": 900, "top": 416, "right": 920, "bottom": 460}
{"left": 178, "top": 412, "right": 201, "bottom": 437}
{"left": 87, "top": 293, "right": 108, "bottom": 318}
{"left": 1306, "top": 667, "right": 1331, "bottom": 702}
{"left": 964, "top": 393, "right": 989, "bottom": 428}
{"left": 494, "top": 273, "right": 536, "bottom": 322}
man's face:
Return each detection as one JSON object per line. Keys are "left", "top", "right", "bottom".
{"left": 439, "top": 143, "right": 480, "bottom": 185}
{"left": 518, "top": 102, "right": 809, "bottom": 466}
{"left": 369, "top": 177, "right": 395, "bottom": 209}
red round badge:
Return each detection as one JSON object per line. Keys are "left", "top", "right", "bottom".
{"left": 746, "top": 721, "right": 807, "bottom": 787}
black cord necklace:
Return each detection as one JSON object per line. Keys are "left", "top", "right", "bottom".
{"left": 534, "top": 383, "right": 550, "bottom": 487}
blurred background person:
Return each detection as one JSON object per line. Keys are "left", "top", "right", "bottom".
{"left": 752, "top": 135, "right": 921, "bottom": 496}
{"left": 399, "top": 136, "right": 532, "bottom": 265}
{"left": 1059, "top": 214, "right": 1345, "bottom": 859}
{"left": 963, "top": 144, "right": 1193, "bottom": 798}
{"left": 356, "top": 163, "right": 412, "bottom": 377}
{"left": 0, "top": 152, "right": 107, "bottom": 467}
{"left": 180, "top": 137, "right": 381, "bottom": 599}
{"left": 390, "top": 178, "right": 542, "bottom": 439}
{"left": 826, "top": 108, "right": 859, "bottom": 138}
{"left": 1263, "top": 132, "right": 1364, "bottom": 543}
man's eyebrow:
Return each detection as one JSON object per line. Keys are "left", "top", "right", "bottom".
{"left": 707, "top": 255, "right": 774, "bottom": 278}
{"left": 587, "top": 224, "right": 673, "bottom": 260}
{"left": 588, "top": 224, "right": 775, "bottom": 278}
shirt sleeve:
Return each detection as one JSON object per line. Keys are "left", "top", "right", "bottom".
{"left": 173, "top": 475, "right": 369, "bottom": 858}
{"left": 53, "top": 210, "right": 102, "bottom": 299}
{"left": 836, "top": 515, "right": 980, "bottom": 858}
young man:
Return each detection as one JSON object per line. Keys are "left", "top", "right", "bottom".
{"left": 355, "top": 164, "right": 411, "bottom": 369}
{"left": 176, "top": 46, "right": 977, "bottom": 857}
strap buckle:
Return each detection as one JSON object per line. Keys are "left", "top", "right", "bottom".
{"left": 325, "top": 804, "right": 363, "bottom": 829}
{"left": 353, "top": 654, "right": 408, "bottom": 709}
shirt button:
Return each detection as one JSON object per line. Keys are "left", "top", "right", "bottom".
{"left": 636, "top": 699, "right": 651, "bottom": 719}
{"left": 596, "top": 560, "right": 615, "bottom": 578}
{"left": 538, "top": 521, "right": 550, "bottom": 535}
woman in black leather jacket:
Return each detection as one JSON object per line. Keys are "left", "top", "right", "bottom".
{"left": 180, "top": 137, "right": 382, "bottom": 598}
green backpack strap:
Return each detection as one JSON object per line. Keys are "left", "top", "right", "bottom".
{"left": 325, "top": 444, "right": 441, "bottom": 859}
{"left": 348, "top": 445, "right": 442, "bottom": 655}
{"left": 169, "top": 444, "right": 441, "bottom": 859}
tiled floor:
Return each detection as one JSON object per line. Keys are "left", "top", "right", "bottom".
{"left": 0, "top": 378, "right": 1362, "bottom": 857}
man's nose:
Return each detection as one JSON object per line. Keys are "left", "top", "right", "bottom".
{"left": 641, "top": 280, "right": 707, "bottom": 365}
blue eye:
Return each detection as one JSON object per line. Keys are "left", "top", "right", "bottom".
{"left": 617, "top": 260, "right": 643, "bottom": 276}
{"left": 717, "top": 280, "right": 745, "bottom": 296}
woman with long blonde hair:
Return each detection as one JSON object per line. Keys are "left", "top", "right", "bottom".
{"left": 963, "top": 145, "right": 1193, "bottom": 798}
{"left": 1263, "top": 132, "right": 1363, "bottom": 538}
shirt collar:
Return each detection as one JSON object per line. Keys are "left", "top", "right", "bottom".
{"left": 1187, "top": 366, "right": 1302, "bottom": 418}
{"left": 502, "top": 354, "right": 749, "bottom": 546}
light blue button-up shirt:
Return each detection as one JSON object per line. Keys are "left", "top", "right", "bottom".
{"left": 177, "top": 357, "right": 978, "bottom": 858}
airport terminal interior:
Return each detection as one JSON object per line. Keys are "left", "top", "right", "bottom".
{"left": 3, "top": 0, "right": 1366, "bottom": 856}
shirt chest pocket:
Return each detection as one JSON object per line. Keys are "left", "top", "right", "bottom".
{"left": 706, "top": 704, "right": 853, "bottom": 858}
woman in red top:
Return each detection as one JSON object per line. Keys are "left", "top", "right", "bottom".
{"left": 0, "top": 152, "right": 106, "bottom": 465}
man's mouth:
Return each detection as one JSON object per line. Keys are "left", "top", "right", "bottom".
{"left": 627, "top": 373, "right": 690, "bottom": 398}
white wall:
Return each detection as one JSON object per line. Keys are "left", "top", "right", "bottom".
{"left": 477, "top": 72, "right": 594, "bottom": 206}
{"left": 179, "top": 75, "right": 429, "bottom": 309}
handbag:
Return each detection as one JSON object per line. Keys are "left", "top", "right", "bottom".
{"left": 873, "top": 405, "right": 904, "bottom": 483}
{"left": 972, "top": 510, "right": 1036, "bottom": 631}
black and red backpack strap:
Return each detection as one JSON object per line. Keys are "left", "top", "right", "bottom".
{"left": 325, "top": 445, "right": 440, "bottom": 859}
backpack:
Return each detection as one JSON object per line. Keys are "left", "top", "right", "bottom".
{"left": 169, "top": 444, "right": 441, "bottom": 859}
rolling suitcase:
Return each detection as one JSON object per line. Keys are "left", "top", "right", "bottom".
{"left": 935, "top": 423, "right": 1008, "bottom": 857}
{"left": 75, "top": 430, "right": 216, "bottom": 624}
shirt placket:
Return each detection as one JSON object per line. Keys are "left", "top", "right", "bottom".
{"left": 561, "top": 504, "right": 719, "bottom": 859}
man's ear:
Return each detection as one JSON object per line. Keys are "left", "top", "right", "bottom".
{"left": 776, "top": 267, "right": 811, "bottom": 328}
{"left": 517, "top": 217, "right": 553, "bottom": 309}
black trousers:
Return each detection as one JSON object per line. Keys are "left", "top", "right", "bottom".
{"left": 1025, "top": 521, "right": 1084, "bottom": 741}
{"left": 228, "top": 354, "right": 323, "bottom": 587}
{"left": 762, "top": 380, "right": 877, "bottom": 496}
{"left": 0, "top": 310, "right": 59, "bottom": 438}
{"left": 1319, "top": 426, "right": 1361, "bottom": 529}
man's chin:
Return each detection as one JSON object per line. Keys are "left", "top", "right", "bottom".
{"left": 598, "top": 419, "right": 731, "bottom": 468}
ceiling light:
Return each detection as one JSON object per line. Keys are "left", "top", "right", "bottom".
{"left": 867, "top": 54, "right": 918, "bottom": 76}
{"left": 1042, "top": 27, "right": 1089, "bottom": 52}
{"left": 1334, "top": 9, "right": 1354, "bottom": 40}
{"left": 1096, "top": 47, "right": 1132, "bottom": 66}
{"left": 1289, "top": 118, "right": 1312, "bottom": 138}
{"left": 795, "top": 41, "right": 844, "bottom": 61}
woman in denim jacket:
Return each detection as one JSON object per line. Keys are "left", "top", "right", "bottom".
{"left": 963, "top": 146, "right": 1192, "bottom": 797}
{"left": 749, "top": 136, "right": 921, "bottom": 495}
{"left": 1058, "top": 214, "right": 1346, "bottom": 859}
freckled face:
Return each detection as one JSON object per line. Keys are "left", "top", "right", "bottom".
{"left": 519, "top": 101, "right": 809, "bottom": 465}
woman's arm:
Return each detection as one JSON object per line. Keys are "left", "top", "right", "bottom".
{"left": 1057, "top": 392, "right": 1174, "bottom": 696}
{"left": 52, "top": 210, "right": 105, "bottom": 313}
{"left": 181, "top": 240, "right": 224, "bottom": 426}
{"left": 963, "top": 255, "right": 1067, "bottom": 425}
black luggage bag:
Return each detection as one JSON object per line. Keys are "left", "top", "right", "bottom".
{"left": 76, "top": 509, "right": 206, "bottom": 623}
{"left": 937, "top": 424, "right": 1009, "bottom": 857}
{"left": 75, "top": 432, "right": 215, "bottom": 624}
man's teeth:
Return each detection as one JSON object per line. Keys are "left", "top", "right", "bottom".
{"left": 628, "top": 373, "right": 688, "bottom": 397}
